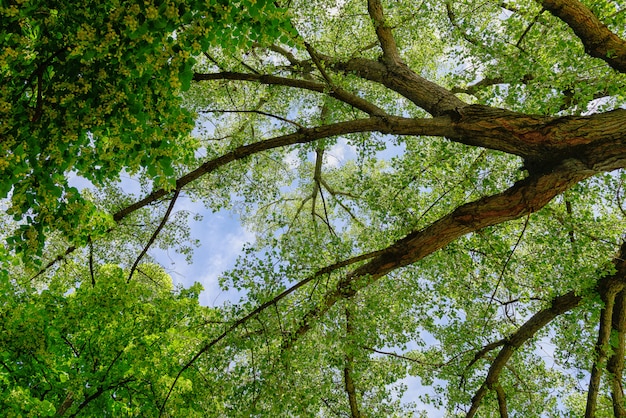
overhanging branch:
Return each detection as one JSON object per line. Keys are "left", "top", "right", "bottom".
{"left": 538, "top": 0, "right": 626, "bottom": 73}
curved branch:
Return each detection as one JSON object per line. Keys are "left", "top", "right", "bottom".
{"left": 469, "top": 240, "right": 626, "bottom": 417}
{"left": 127, "top": 189, "right": 180, "bottom": 283}
{"left": 199, "top": 109, "right": 305, "bottom": 128}
{"left": 283, "top": 158, "right": 596, "bottom": 351}
{"left": 158, "top": 248, "right": 386, "bottom": 416}
{"left": 538, "top": 0, "right": 626, "bottom": 73}
{"left": 193, "top": 71, "right": 387, "bottom": 116}
{"left": 112, "top": 116, "right": 456, "bottom": 223}
{"left": 466, "top": 290, "right": 583, "bottom": 418}
{"left": 462, "top": 339, "right": 506, "bottom": 383}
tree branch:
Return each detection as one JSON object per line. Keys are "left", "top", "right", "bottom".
{"left": 199, "top": 109, "right": 305, "bottom": 129}
{"left": 367, "top": 0, "right": 402, "bottom": 64}
{"left": 344, "top": 307, "right": 362, "bottom": 418}
{"left": 158, "top": 248, "right": 386, "bottom": 416}
{"left": 586, "top": 284, "right": 618, "bottom": 417}
{"left": 469, "top": 240, "right": 626, "bottom": 417}
{"left": 466, "top": 290, "right": 583, "bottom": 418}
{"left": 127, "top": 189, "right": 180, "bottom": 283}
{"left": 495, "top": 383, "right": 509, "bottom": 418}
{"left": 283, "top": 158, "right": 596, "bottom": 352}
{"left": 538, "top": 0, "right": 626, "bottom": 73}
{"left": 607, "top": 290, "right": 626, "bottom": 417}
{"left": 193, "top": 71, "right": 387, "bottom": 116}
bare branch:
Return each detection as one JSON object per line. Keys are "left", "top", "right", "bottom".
{"left": 128, "top": 190, "right": 180, "bottom": 283}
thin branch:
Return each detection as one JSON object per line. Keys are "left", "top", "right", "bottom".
{"left": 88, "top": 238, "right": 95, "bottom": 287}
{"left": 305, "top": 42, "right": 334, "bottom": 85}
{"left": 193, "top": 71, "right": 387, "bottom": 116}
{"left": 61, "top": 336, "right": 81, "bottom": 358}
{"left": 363, "top": 346, "right": 446, "bottom": 367}
{"left": 515, "top": 9, "right": 546, "bottom": 49}
{"left": 264, "top": 43, "right": 301, "bottom": 65}
{"left": 128, "top": 189, "right": 180, "bottom": 283}
{"left": 344, "top": 307, "right": 362, "bottom": 418}
{"left": 199, "top": 109, "right": 305, "bottom": 128}
{"left": 481, "top": 214, "right": 530, "bottom": 334}
{"left": 494, "top": 383, "right": 509, "bottom": 418}
{"left": 157, "top": 248, "right": 385, "bottom": 416}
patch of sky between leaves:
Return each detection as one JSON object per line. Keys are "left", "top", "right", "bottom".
{"left": 151, "top": 207, "right": 254, "bottom": 307}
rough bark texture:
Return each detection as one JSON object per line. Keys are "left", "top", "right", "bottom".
{"left": 539, "top": 0, "right": 626, "bottom": 73}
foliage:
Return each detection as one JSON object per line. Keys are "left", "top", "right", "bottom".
{"left": 0, "top": 0, "right": 292, "bottom": 258}
{"left": 3, "top": 0, "right": 626, "bottom": 416}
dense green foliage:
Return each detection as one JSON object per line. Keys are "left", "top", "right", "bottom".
{"left": 1, "top": 0, "right": 291, "bottom": 256}
{"left": 3, "top": 0, "right": 626, "bottom": 416}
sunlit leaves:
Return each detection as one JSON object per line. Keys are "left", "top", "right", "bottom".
{"left": 1, "top": 0, "right": 291, "bottom": 259}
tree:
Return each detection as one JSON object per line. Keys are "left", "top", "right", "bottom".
{"left": 2, "top": 0, "right": 626, "bottom": 416}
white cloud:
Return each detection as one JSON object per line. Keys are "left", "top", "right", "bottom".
{"left": 325, "top": 139, "right": 357, "bottom": 168}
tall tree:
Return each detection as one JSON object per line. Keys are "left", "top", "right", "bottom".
{"left": 3, "top": 0, "right": 626, "bottom": 416}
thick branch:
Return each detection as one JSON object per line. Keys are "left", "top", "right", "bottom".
{"left": 331, "top": 57, "right": 466, "bottom": 116}
{"left": 123, "top": 106, "right": 626, "bottom": 223}
{"left": 586, "top": 287, "right": 618, "bottom": 418}
{"left": 469, "top": 240, "right": 626, "bottom": 418}
{"left": 608, "top": 290, "right": 626, "bottom": 418}
{"left": 283, "top": 158, "right": 596, "bottom": 350}
{"left": 538, "top": 0, "right": 626, "bottom": 73}
{"left": 112, "top": 117, "right": 454, "bottom": 222}
{"left": 55, "top": 391, "right": 74, "bottom": 417}
{"left": 127, "top": 189, "right": 179, "bottom": 283}
{"left": 367, "top": 0, "right": 402, "bottom": 64}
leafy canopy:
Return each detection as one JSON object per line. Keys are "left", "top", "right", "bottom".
{"left": 3, "top": 0, "right": 626, "bottom": 417}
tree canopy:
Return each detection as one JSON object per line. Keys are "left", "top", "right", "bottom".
{"left": 2, "top": 0, "right": 626, "bottom": 416}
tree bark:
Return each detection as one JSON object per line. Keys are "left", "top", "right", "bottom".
{"left": 539, "top": 0, "right": 626, "bottom": 73}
